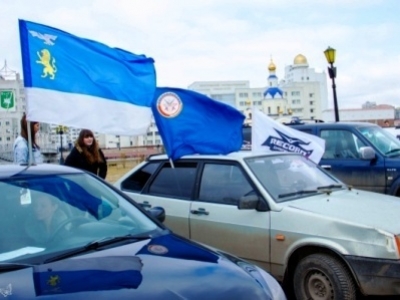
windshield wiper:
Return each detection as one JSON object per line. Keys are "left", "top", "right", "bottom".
{"left": 385, "top": 148, "right": 400, "bottom": 155}
{"left": 278, "top": 189, "right": 318, "bottom": 199}
{"left": 43, "top": 234, "right": 151, "bottom": 264}
{"left": 317, "top": 184, "right": 343, "bottom": 190}
{"left": 0, "top": 263, "right": 33, "bottom": 272}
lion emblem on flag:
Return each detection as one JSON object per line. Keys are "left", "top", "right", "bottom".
{"left": 36, "top": 49, "right": 57, "bottom": 79}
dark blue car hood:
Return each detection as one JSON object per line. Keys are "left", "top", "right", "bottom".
{"left": 0, "top": 234, "right": 272, "bottom": 299}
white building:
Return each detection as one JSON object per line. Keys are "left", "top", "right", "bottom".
{"left": 322, "top": 105, "right": 395, "bottom": 125}
{"left": 188, "top": 54, "right": 328, "bottom": 124}
{"left": 187, "top": 80, "right": 265, "bottom": 124}
{"left": 282, "top": 54, "right": 328, "bottom": 115}
{"left": 0, "top": 63, "right": 25, "bottom": 156}
{"left": 98, "top": 133, "right": 146, "bottom": 149}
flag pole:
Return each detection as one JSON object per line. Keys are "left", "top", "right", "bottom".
{"left": 169, "top": 158, "right": 175, "bottom": 169}
{"left": 27, "top": 120, "right": 33, "bottom": 165}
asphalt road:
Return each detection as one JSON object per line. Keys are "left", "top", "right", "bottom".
{"left": 282, "top": 286, "right": 398, "bottom": 299}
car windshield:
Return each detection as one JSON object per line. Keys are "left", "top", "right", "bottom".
{"left": 0, "top": 172, "right": 161, "bottom": 264}
{"left": 358, "top": 126, "right": 400, "bottom": 156}
{"left": 245, "top": 154, "right": 344, "bottom": 202}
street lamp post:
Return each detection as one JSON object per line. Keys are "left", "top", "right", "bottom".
{"left": 324, "top": 46, "right": 339, "bottom": 122}
{"left": 56, "top": 125, "right": 68, "bottom": 164}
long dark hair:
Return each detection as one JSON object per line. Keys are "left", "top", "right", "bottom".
{"left": 20, "top": 113, "right": 39, "bottom": 148}
{"left": 76, "top": 129, "right": 103, "bottom": 164}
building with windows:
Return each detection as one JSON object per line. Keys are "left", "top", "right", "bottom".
{"left": 322, "top": 103, "right": 395, "bottom": 127}
{"left": 0, "top": 63, "right": 26, "bottom": 160}
{"left": 281, "top": 54, "right": 326, "bottom": 119}
{"left": 187, "top": 54, "right": 327, "bottom": 125}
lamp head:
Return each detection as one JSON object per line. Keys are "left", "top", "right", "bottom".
{"left": 324, "top": 47, "right": 336, "bottom": 64}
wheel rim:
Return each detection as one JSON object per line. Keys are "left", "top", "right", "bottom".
{"left": 306, "top": 271, "right": 334, "bottom": 300}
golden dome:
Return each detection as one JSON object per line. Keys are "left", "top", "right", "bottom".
{"left": 294, "top": 54, "right": 308, "bottom": 65}
{"left": 268, "top": 59, "right": 276, "bottom": 71}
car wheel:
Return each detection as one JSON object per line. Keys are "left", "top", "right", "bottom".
{"left": 293, "top": 253, "right": 356, "bottom": 300}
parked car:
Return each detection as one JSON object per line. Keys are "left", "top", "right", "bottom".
{"left": 115, "top": 152, "right": 400, "bottom": 300}
{"left": 0, "top": 164, "right": 286, "bottom": 299}
{"left": 244, "top": 122, "right": 400, "bottom": 196}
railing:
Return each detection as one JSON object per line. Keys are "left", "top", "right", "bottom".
{"left": 0, "top": 145, "right": 163, "bottom": 165}
{"left": 0, "top": 144, "right": 13, "bottom": 163}
{"left": 0, "top": 145, "right": 59, "bottom": 164}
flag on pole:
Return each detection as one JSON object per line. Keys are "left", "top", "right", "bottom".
{"left": 252, "top": 109, "right": 325, "bottom": 164}
{"left": 152, "top": 87, "right": 245, "bottom": 160}
{"left": 19, "top": 19, "right": 156, "bottom": 135}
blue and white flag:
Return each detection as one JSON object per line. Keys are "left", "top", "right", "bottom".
{"left": 152, "top": 87, "right": 245, "bottom": 160}
{"left": 33, "top": 256, "right": 143, "bottom": 295}
{"left": 252, "top": 109, "right": 325, "bottom": 163}
{"left": 19, "top": 20, "right": 156, "bottom": 135}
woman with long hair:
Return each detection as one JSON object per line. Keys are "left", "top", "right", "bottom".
{"left": 64, "top": 129, "right": 107, "bottom": 179}
{"left": 13, "top": 113, "right": 43, "bottom": 164}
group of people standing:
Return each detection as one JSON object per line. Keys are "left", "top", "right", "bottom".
{"left": 13, "top": 113, "right": 108, "bottom": 179}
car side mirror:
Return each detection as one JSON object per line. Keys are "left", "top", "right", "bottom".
{"left": 359, "top": 146, "right": 376, "bottom": 160}
{"left": 238, "top": 195, "right": 259, "bottom": 210}
{"left": 148, "top": 206, "right": 166, "bottom": 223}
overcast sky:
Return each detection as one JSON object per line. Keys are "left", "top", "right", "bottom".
{"left": 1, "top": 0, "right": 399, "bottom": 109}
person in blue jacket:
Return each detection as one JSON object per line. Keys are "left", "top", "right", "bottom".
{"left": 13, "top": 113, "right": 43, "bottom": 165}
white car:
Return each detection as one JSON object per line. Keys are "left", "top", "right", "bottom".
{"left": 114, "top": 151, "right": 400, "bottom": 300}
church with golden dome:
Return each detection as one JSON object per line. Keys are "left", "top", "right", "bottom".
{"left": 263, "top": 59, "right": 283, "bottom": 99}
{"left": 188, "top": 53, "right": 328, "bottom": 123}
{"left": 256, "top": 53, "right": 328, "bottom": 121}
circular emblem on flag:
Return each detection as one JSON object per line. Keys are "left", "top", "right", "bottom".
{"left": 147, "top": 244, "right": 168, "bottom": 255}
{"left": 156, "top": 92, "right": 183, "bottom": 118}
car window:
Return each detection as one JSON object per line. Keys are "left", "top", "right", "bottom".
{"left": 148, "top": 162, "right": 197, "bottom": 199}
{"left": 320, "top": 129, "right": 365, "bottom": 159}
{"left": 246, "top": 154, "right": 343, "bottom": 202}
{"left": 199, "top": 163, "right": 253, "bottom": 205}
{"left": 0, "top": 173, "right": 160, "bottom": 262}
{"left": 121, "top": 162, "right": 161, "bottom": 192}
{"left": 358, "top": 126, "right": 400, "bottom": 155}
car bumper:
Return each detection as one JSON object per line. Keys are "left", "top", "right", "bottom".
{"left": 345, "top": 255, "right": 400, "bottom": 295}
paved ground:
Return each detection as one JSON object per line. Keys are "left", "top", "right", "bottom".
{"left": 106, "top": 159, "right": 140, "bottom": 183}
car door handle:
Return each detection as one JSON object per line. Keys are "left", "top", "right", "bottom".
{"left": 190, "top": 208, "right": 209, "bottom": 215}
{"left": 140, "top": 201, "right": 152, "bottom": 208}
{"left": 321, "top": 165, "right": 331, "bottom": 170}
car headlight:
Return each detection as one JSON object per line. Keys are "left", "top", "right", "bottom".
{"left": 236, "top": 261, "right": 287, "bottom": 300}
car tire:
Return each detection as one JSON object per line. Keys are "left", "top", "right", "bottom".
{"left": 293, "top": 253, "right": 356, "bottom": 300}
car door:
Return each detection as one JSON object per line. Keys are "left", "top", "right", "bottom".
{"left": 319, "top": 128, "right": 386, "bottom": 193}
{"left": 189, "top": 161, "right": 271, "bottom": 270}
{"left": 118, "top": 160, "right": 197, "bottom": 237}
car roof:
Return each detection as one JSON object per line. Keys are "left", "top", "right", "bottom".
{"left": 0, "top": 163, "right": 84, "bottom": 179}
{"left": 289, "top": 121, "right": 378, "bottom": 129}
{"left": 146, "top": 151, "right": 295, "bottom": 161}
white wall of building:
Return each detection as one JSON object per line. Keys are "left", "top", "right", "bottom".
{"left": 0, "top": 72, "right": 25, "bottom": 151}
{"left": 322, "top": 108, "right": 394, "bottom": 123}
